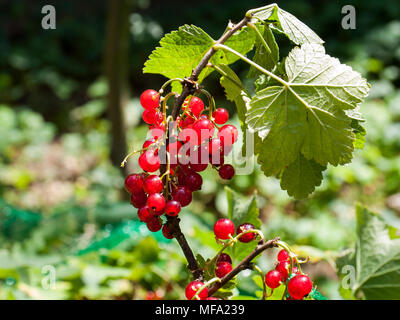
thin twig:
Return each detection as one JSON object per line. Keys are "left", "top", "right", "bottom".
{"left": 208, "top": 237, "right": 280, "bottom": 296}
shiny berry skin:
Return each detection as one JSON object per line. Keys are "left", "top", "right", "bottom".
{"left": 236, "top": 223, "right": 256, "bottom": 243}
{"left": 218, "top": 124, "right": 238, "bottom": 147}
{"left": 165, "top": 200, "right": 181, "bottom": 217}
{"left": 124, "top": 174, "right": 144, "bottom": 194}
{"left": 265, "top": 270, "right": 282, "bottom": 289}
{"left": 213, "top": 218, "right": 235, "bottom": 240}
{"left": 213, "top": 108, "right": 229, "bottom": 124}
{"left": 208, "top": 138, "right": 223, "bottom": 156}
{"left": 180, "top": 116, "right": 195, "bottom": 128}
{"left": 147, "top": 193, "right": 166, "bottom": 213}
{"left": 215, "top": 262, "right": 232, "bottom": 278}
{"left": 149, "top": 125, "right": 165, "bottom": 140}
{"left": 219, "top": 164, "right": 235, "bottom": 180}
{"left": 185, "top": 96, "right": 204, "bottom": 118}
{"left": 287, "top": 275, "right": 313, "bottom": 300}
{"left": 137, "top": 205, "right": 154, "bottom": 223}
{"left": 143, "top": 109, "right": 161, "bottom": 125}
{"left": 130, "top": 190, "right": 147, "bottom": 208}
{"left": 193, "top": 119, "right": 214, "bottom": 143}
{"left": 143, "top": 175, "right": 163, "bottom": 194}
{"left": 146, "top": 217, "right": 162, "bottom": 232}
{"left": 217, "top": 253, "right": 232, "bottom": 264}
{"left": 143, "top": 138, "right": 156, "bottom": 150}
{"left": 140, "top": 89, "right": 159, "bottom": 109}
{"left": 162, "top": 224, "right": 174, "bottom": 239}
{"left": 184, "top": 171, "right": 203, "bottom": 191}
{"left": 185, "top": 281, "right": 208, "bottom": 300}
{"left": 275, "top": 260, "right": 290, "bottom": 281}
{"left": 277, "top": 249, "right": 290, "bottom": 262}
{"left": 172, "top": 186, "right": 192, "bottom": 207}
{"left": 139, "top": 150, "right": 160, "bottom": 172}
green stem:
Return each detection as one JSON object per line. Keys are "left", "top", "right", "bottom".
{"left": 253, "top": 265, "right": 267, "bottom": 300}
{"left": 213, "top": 44, "right": 287, "bottom": 87}
{"left": 191, "top": 277, "right": 221, "bottom": 300}
{"left": 210, "top": 63, "right": 244, "bottom": 91}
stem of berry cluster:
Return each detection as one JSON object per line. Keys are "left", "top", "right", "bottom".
{"left": 162, "top": 15, "right": 251, "bottom": 281}
{"left": 207, "top": 237, "right": 280, "bottom": 296}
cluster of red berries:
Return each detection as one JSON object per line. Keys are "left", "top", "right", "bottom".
{"left": 264, "top": 249, "right": 313, "bottom": 300}
{"left": 124, "top": 89, "right": 239, "bottom": 236}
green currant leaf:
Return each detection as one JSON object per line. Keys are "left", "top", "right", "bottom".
{"left": 309, "top": 287, "right": 328, "bottom": 300}
{"left": 337, "top": 204, "right": 400, "bottom": 300}
{"left": 280, "top": 154, "right": 326, "bottom": 199}
{"left": 250, "top": 4, "right": 324, "bottom": 45}
{"left": 351, "top": 120, "right": 366, "bottom": 149}
{"left": 248, "top": 24, "right": 279, "bottom": 78}
{"left": 143, "top": 25, "right": 214, "bottom": 81}
{"left": 247, "top": 44, "right": 369, "bottom": 182}
{"left": 196, "top": 253, "right": 206, "bottom": 269}
{"left": 223, "top": 26, "right": 257, "bottom": 65}
{"left": 225, "top": 187, "right": 261, "bottom": 229}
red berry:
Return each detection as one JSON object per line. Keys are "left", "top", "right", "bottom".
{"left": 217, "top": 253, "right": 232, "bottom": 264}
{"left": 130, "top": 190, "right": 147, "bottom": 208}
{"left": 140, "top": 89, "right": 159, "bottom": 109}
{"left": 287, "top": 274, "right": 313, "bottom": 300}
{"left": 265, "top": 270, "right": 282, "bottom": 289}
{"left": 236, "top": 223, "right": 256, "bottom": 243}
{"left": 124, "top": 174, "right": 144, "bottom": 194}
{"left": 275, "top": 260, "right": 290, "bottom": 281}
{"left": 213, "top": 108, "right": 229, "bottom": 124}
{"left": 193, "top": 119, "right": 214, "bottom": 144}
{"left": 162, "top": 224, "right": 174, "bottom": 239}
{"left": 185, "top": 281, "right": 208, "bottom": 300}
{"left": 180, "top": 116, "right": 195, "bottom": 129}
{"left": 147, "top": 193, "right": 166, "bottom": 213}
{"left": 165, "top": 200, "right": 181, "bottom": 217}
{"left": 143, "top": 109, "right": 161, "bottom": 125}
{"left": 137, "top": 205, "right": 154, "bottom": 223}
{"left": 139, "top": 150, "right": 160, "bottom": 172}
{"left": 184, "top": 96, "right": 204, "bottom": 118}
{"left": 149, "top": 125, "right": 165, "bottom": 140}
{"left": 146, "top": 217, "right": 162, "bottom": 232}
{"left": 213, "top": 218, "right": 235, "bottom": 240}
{"left": 172, "top": 186, "right": 192, "bottom": 207}
{"left": 277, "top": 249, "right": 290, "bottom": 262}
{"left": 215, "top": 262, "right": 232, "bottom": 278}
{"left": 184, "top": 171, "right": 203, "bottom": 191}
{"left": 219, "top": 164, "right": 235, "bottom": 180}
{"left": 206, "top": 297, "right": 220, "bottom": 300}
{"left": 208, "top": 138, "right": 223, "bottom": 156}
{"left": 143, "top": 138, "right": 156, "bottom": 150}
{"left": 189, "top": 147, "right": 209, "bottom": 172}
{"left": 218, "top": 124, "right": 238, "bottom": 147}
{"left": 143, "top": 175, "right": 163, "bottom": 194}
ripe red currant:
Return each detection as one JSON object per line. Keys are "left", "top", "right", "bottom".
{"left": 185, "top": 281, "right": 208, "bottom": 300}
{"left": 192, "top": 118, "right": 214, "bottom": 143}
{"left": 219, "top": 164, "right": 235, "bottom": 180}
{"left": 140, "top": 89, "right": 159, "bottom": 109}
{"left": 265, "top": 270, "right": 282, "bottom": 289}
{"left": 172, "top": 186, "right": 192, "bottom": 207}
{"left": 287, "top": 274, "right": 313, "bottom": 300}
{"left": 143, "top": 138, "right": 156, "bottom": 150}
{"left": 213, "top": 108, "right": 229, "bottom": 124}
{"left": 130, "top": 190, "right": 147, "bottom": 208}
{"left": 184, "top": 96, "right": 204, "bottom": 118}
{"left": 149, "top": 125, "right": 165, "bottom": 140}
{"left": 215, "top": 262, "right": 232, "bottom": 278}
{"left": 275, "top": 260, "right": 290, "bottom": 281}
{"left": 139, "top": 150, "right": 160, "bottom": 172}
{"left": 277, "top": 249, "right": 290, "bottom": 262}
{"left": 146, "top": 217, "right": 162, "bottom": 232}
{"left": 218, "top": 124, "right": 238, "bottom": 147}
{"left": 147, "top": 193, "right": 166, "bottom": 213}
{"left": 217, "top": 253, "right": 232, "bottom": 264}
{"left": 124, "top": 173, "right": 144, "bottom": 194}
{"left": 143, "top": 175, "right": 163, "bottom": 194}
{"left": 236, "top": 223, "right": 256, "bottom": 243}
{"left": 143, "top": 109, "right": 161, "bottom": 125}
{"left": 162, "top": 224, "right": 174, "bottom": 239}
{"left": 137, "top": 205, "right": 154, "bottom": 223}
{"left": 184, "top": 171, "right": 203, "bottom": 191}
{"left": 213, "top": 218, "right": 235, "bottom": 240}
{"left": 165, "top": 200, "right": 181, "bottom": 217}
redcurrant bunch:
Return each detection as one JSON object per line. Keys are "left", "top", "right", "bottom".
{"left": 264, "top": 249, "right": 313, "bottom": 300}
{"left": 124, "top": 90, "right": 239, "bottom": 238}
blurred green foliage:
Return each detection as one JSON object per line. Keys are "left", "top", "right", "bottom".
{"left": 0, "top": 0, "right": 399, "bottom": 299}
